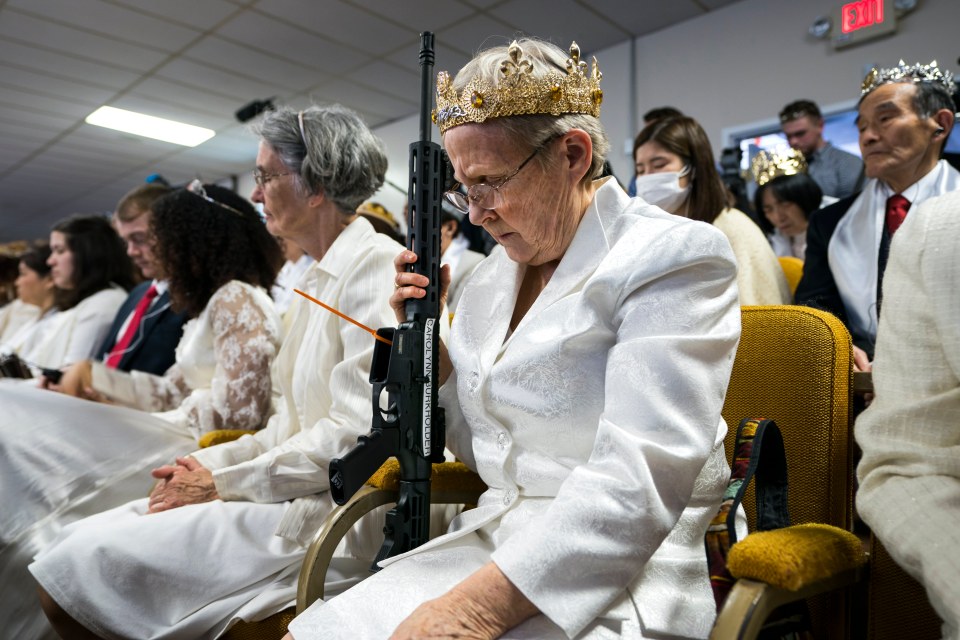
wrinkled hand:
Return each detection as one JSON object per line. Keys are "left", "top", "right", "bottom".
{"left": 390, "top": 250, "right": 451, "bottom": 324}
{"left": 148, "top": 457, "right": 219, "bottom": 513}
{"left": 389, "top": 250, "right": 454, "bottom": 385}
{"left": 390, "top": 563, "right": 538, "bottom": 640}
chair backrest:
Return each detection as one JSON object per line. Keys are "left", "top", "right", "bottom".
{"left": 720, "top": 305, "right": 854, "bottom": 637}
{"left": 778, "top": 256, "right": 804, "bottom": 299}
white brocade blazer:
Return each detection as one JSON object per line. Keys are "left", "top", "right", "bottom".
{"left": 855, "top": 190, "right": 960, "bottom": 635}
{"left": 381, "top": 179, "right": 742, "bottom": 638}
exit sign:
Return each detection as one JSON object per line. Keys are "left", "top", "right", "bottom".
{"left": 833, "top": 0, "right": 897, "bottom": 48}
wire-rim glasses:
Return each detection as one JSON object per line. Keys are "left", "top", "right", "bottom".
{"left": 443, "top": 135, "right": 558, "bottom": 215}
{"left": 252, "top": 168, "right": 294, "bottom": 189}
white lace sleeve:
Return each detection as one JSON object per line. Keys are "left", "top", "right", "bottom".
{"left": 180, "top": 282, "right": 279, "bottom": 433}
{"left": 91, "top": 359, "right": 189, "bottom": 412}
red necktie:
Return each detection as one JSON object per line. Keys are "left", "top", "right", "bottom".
{"left": 105, "top": 284, "right": 158, "bottom": 368}
{"left": 885, "top": 194, "right": 911, "bottom": 236}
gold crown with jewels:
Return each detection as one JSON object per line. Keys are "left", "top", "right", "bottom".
{"left": 750, "top": 148, "right": 808, "bottom": 186}
{"left": 433, "top": 40, "right": 603, "bottom": 134}
{"left": 860, "top": 59, "right": 954, "bottom": 97}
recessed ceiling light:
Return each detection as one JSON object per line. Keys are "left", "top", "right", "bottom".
{"left": 85, "top": 106, "right": 215, "bottom": 147}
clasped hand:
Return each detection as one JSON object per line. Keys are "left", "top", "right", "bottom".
{"left": 148, "top": 456, "right": 219, "bottom": 514}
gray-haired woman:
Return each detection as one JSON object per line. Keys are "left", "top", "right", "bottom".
{"left": 287, "top": 38, "right": 741, "bottom": 640}
{"left": 32, "top": 104, "right": 402, "bottom": 639}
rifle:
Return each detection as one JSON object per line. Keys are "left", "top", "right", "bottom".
{"left": 328, "top": 31, "right": 447, "bottom": 569}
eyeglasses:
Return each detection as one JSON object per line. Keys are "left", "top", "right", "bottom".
{"left": 443, "top": 135, "right": 558, "bottom": 214}
{"left": 252, "top": 168, "right": 294, "bottom": 189}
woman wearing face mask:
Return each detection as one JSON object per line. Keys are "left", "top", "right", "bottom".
{"left": 634, "top": 116, "right": 790, "bottom": 305}
{"left": 751, "top": 149, "right": 834, "bottom": 260}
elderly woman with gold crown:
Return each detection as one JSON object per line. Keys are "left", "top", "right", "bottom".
{"left": 287, "top": 37, "right": 742, "bottom": 640}
{"left": 751, "top": 148, "right": 836, "bottom": 259}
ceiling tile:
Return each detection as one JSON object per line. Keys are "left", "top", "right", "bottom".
{"left": 0, "top": 9, "right": 170, "bottom": 71}
{"left": 130, "top": 77, "right": 255, "bottom": 120}
{"left": 0, "top": 63, "right": 117, "bottom": 104}
{"left": 6, "top": 0, "right": 202, "bottom": 52}
{"left": 257, "top": 0, "right": 410, "bottom": 55}
{"left": 153, "top": 57, "right": 290, "bottom": 103}
{"left": 184, "top": 36, "right": 327, "bottom": 91}
{"left": 579, "top": 0, "right": 703, "bottom": 36}
{"left": 217, "top": 11, "right": 370, "bottom": 75}
{"left": 342, "top": 0, "right": 476, "bottom": 32}
{"left": 0, "top": 40, "right": 142, "bottom": 90}
{"left": 386, "top": 35, "right": 473, "bottom": 77}
{"left": 0, "top": 105, "right": 76, "bottom": 131}
{"left": 436, "top": 14, "right": 526, "bottom": 52}
{"left": 309, "top": 77, "right": 417, "bottom": 119}
{"left": 349, "top": 60, "right": 420, "bottom": 104}
{"left": 493, "top": 0, "right": 630, "bottom": 48}
{"left": 0, "top": 87, "right": 96, "bottom": 121}
{"left": 110, "top": 0, "right": 243, "bottom": 30}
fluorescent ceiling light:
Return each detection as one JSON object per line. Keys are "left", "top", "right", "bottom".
{"left": 85, "top": 106, "right": 215, "bottom": 147}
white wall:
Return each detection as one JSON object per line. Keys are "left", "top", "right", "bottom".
{"left": 632, "top": 0, "right": 960, "bottom": 164}
{"left": 366, "top": 0, "right": 960, "bottom": 193}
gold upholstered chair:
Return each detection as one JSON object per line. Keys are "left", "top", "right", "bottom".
{"left": 778, "top": 256, "right": 804, "bottom": 300}
{"left": 710, "top": 305, "right": 866, "bottom": 639}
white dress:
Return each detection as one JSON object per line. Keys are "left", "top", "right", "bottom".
{"left": 29, "top": 286, "right": 127, "bottom": 369}
{"left": 290, "top": 179, "right": 742, "bottom": 639}
{"left": 29, "top": 218, "right": 401, "bottom": 640}
{"left": 0, "top": 299, "right": 40, "bottom": 345}
{"left": 2, "top": 280, "right": 280, "bottom": 640}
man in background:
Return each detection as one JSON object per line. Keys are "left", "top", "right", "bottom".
{"left": 779, "top": 99, "right": 864, "bottom": 199}
{"left": 795, "top": 61, "right": 958, "bottom": 368}
{"left": 94, "top": 183, "right": 188, "bottom": 374}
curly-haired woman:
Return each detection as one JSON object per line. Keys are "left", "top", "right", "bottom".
{"left": 0, "top": 183, "right": 283, "bottom": 638}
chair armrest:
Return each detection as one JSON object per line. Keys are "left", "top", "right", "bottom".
{"left": 296, "top": 460, "right": 486, "bottom": 612}
{"left": 710, "top": 524, "right": 867, "bottom": 640}
{"left": 197, "top": 429, "right": 257, "bottom": 448}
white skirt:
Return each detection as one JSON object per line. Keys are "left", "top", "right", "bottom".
{"left": 29, "top": 497, "right": 371, "bottom": 639}
{"left": 288, "top": 527, "right": 647, "bottom": 640}
{"left": 0, "top": 384, "right": 198, "bottom": 639}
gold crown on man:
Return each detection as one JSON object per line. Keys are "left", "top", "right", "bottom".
{"left": 860, "top": 59, "right": 954, "bottom": 97}
{"left": 433, "top": 40, "right": 603, "bottom": 134}
{"left": 751, "top": 149, "right": 808, "bottom": 186}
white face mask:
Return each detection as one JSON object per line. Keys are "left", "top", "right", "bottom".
{"left": 634, "top": 166, "right": 692, "bottom": 214}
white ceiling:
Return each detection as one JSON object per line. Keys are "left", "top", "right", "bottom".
{"left": 0, "top": 0, "right": 742, "bottom": 243}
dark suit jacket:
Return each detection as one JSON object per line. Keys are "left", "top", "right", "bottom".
{"left": 94, "top": 281, "right": 188, "bottom": 375}
{"left": 794, "top": 193, "right": 882, "bottom": 356}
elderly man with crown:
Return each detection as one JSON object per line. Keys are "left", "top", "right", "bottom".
{"left": 795, "top": 60, "right": 959, "bottom": 369}
{"left": 287, "top": 37, "right": 741, "bottom": 640}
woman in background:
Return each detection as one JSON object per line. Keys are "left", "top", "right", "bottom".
{"left": 751, "top": 149, "right": 831, "bottom": 260}
{"left": 634, "top": 116, "right": 791, "bottom": 305}
{"left": 0, "top": 183, "right": 283, "bottom": 639}
{"left": 0, "top": 245, "right": 57, "bottom": 367}
{"left": 33, "top": 215, "right": 135, "bottom": 373}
